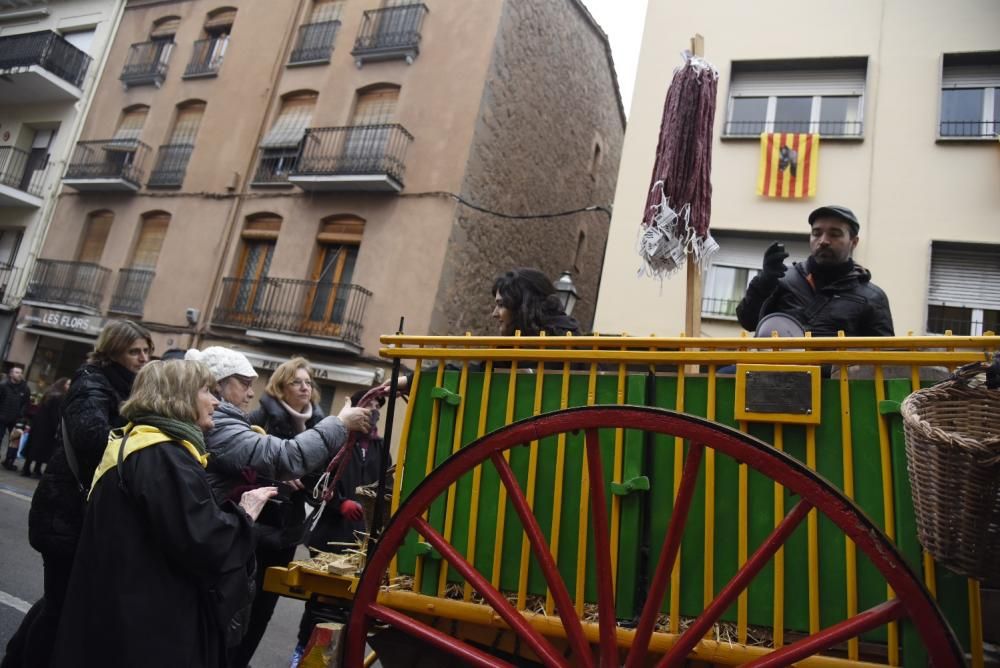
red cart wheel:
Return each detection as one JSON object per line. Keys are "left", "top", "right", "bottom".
{"left": 344, "top": 406, "right": 963, "bottom": 668}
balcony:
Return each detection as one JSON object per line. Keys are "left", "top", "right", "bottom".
{"left": 723, "top": 120, "right": 864, "bottom": 138}
{"left": 0, "top": 30, "right": 91, "bottom": 103}
{"left": 0, "top": 146, "right": 46, "bottom": 208}
{"left": 63, "top": 139, "right": 149, "bottom": 192}
{"left": 289, "top": 125, "right": 413, "bottom": 192}
{"left": 24, "top": 259, "right": 110, "bottom": 312}
{"left": 184, "top": 36, "right": 228, "bottom": 78}
{"left": 120, "top": 40, "right": 173, "bottom": 88}
{"left": 147, "top": 143, "right": 194, "bottom": 188}
{"left": 701, "top": 296, "right": 740, "bottom": 319}
{"left": 289, "top": 20, "right": 340, "bottom": 66}
{"left": 108, "top": 267, "right": 154, "bottom": 317}
{"left": 939, "top": 120, "right": 999, "bottom": 139}
{"left": 251, "top": 146, "right": 299, "bottom": 186}
{"left": 213, "top": 277, "right": 371, "bottom": 353}
{"left": 351, "top": 3, "right": 428, "bottom": 66}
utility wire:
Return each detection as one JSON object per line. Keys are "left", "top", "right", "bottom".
{"left": 403, "top": 190, "right": 613, "bottom": 221}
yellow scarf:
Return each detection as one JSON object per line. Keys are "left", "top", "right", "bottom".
{"left": 90, "top": 424, "right": 209, "bottom": 498}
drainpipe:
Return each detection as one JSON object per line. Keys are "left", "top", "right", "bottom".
{"left": 192, "top": 0, "right": 311, "bottom": 349}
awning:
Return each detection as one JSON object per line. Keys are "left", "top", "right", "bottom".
{"left": 17, "top": 325, "right": 96, "bottom": 345}
{"left": 235, "top": 348, "right": 378, "bottom": 386}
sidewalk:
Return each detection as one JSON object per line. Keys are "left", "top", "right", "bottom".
{"left": 0, "top": 457, "right": 41, "bottom": 501}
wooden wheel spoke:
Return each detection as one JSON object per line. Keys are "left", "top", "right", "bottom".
{"left": 658, "top": 499, "right": 813, "bottom": 666}
{"left": 367, "top": 603, "right": 518, "bottom": 668}
{"left": 411, "top": 517, "right": 566, "bottom": 667}
{"left": 584, "top": 429, "right": 618, "bottom": 667}
{"left": 490, "top": 451, "right": 594, "bottom": 668}
{"left": 742, "top": 599, "right": 906, "bottom": 668}
{"left": 624, "top": 443, "right": 704, "bottom": 668}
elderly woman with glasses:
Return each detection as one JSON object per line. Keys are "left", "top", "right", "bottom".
{"left": 184, "top": 347, "right": 371, "bottom": 665}
{"left": 50, "top": 360, "right": 278, "bottom": 667}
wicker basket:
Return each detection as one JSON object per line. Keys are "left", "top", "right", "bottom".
{"left": 901, "top": 362, "right": 1000, "bottom": 584}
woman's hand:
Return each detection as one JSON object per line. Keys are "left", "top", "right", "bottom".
{"left": 239, "top": 486, "right": 278, "bottom": 522}
{"left": 338, "top": 399, "right": 372, "bottom": 433}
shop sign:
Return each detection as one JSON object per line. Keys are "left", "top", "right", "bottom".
{"left": 237, "top": 349, "right": 379, "bottom": 386}
{"left": 19, "top": 306, "right": 106, "bottom": 337}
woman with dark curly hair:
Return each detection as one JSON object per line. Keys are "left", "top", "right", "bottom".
{"left": 491, "top": 267, "right": 580, "bottom": 337}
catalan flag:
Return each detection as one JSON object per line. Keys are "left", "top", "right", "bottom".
{"left": 757, "top": 133, "right": 819, "bottom": 198}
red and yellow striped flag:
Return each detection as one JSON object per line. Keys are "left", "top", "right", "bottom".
{"left": 757, "top": 133, "right": 819, "bottom": 198}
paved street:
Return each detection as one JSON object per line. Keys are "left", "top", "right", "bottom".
{"left": 0, "top": 463, "right": 307, "bottom": 668}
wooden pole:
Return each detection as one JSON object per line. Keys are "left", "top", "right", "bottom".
{"left": 684, "top": 34, "right": 705, "bottom": 341}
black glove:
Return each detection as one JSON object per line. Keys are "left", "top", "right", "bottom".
{"left": 760, "top": 242, "right": 789, "bottom": 283}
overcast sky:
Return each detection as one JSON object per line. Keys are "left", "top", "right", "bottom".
{"left": 580, "top": 0, "right": 648, "bottom": 117}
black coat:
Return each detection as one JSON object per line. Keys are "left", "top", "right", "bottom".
{"left": 736, "top": 261, "right": 895, "bottom": 337}
{"left": 24, "top": 393, "right": 64, "bottom": 465}
{"left": 51, "top": 440, "right": 256, "bottom": 668}
{"left": 246, "top": 394, "right": 325, "bottom": 549}
{"left": 28, "top": 363, "right": 134, "bottom": 557}
{"left": 0, "top": 379, "right": 30, "bottom": 426}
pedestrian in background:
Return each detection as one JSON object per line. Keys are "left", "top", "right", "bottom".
{"left": 491, "top": 268, "right": 581, "bottom": 337}
{"left": 1, "top": 320, "right": 152, "bottom": 668}
{"left": 21, "top": 377, "right": 69, "bottom": 477}
{"left": 0, "top": 365, "right": 31, "bottom": 470}
{"left": 185, "top": 347, "right": 372, "bottom": 667}
{"left": 51, "top": 359, "right": 276, "bottom": 667}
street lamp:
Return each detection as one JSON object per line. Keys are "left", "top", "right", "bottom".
{"left": 552, "top": 270, "right": 579, "bottom": 316}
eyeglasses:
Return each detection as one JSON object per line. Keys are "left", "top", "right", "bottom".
{"left": 289, "top": 379, "right": 313, "bottom": 389}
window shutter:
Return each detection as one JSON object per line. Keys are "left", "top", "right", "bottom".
{"left": 317, "top": 218, "right": 364, "bottom": 244}
{"left": 241, "top": 215, "right": 282, "bottom": 240}
{"left": 928, "top": 245, "right": 1000, "bottom": 310}
{"left": 941, "top": 64, "right": 1000, "bottom": 88}
{"left": 112, "top": 107, "right": 149, "bottom": 145}
{"left": 309, "top": 0, "right": 344, "bottom": 23}
{"left": 78, "top": 213, "right": 113, "bottom": 263}
{"left": 351, "top": 88, "right": 398, "bottom": 125}
{"left": 204, "top": 9, "right": 236, "bottom": 31}
{"left": 170, "top": 104, "right": 205, "bottom": 144}
{"left": 260, "top": 95, "right": 317, "bottom": 148}
{"left": 730, "top": 68, "right": 866, "bottom": 97}
{"left": 132, "top": 214, "right": 170, "bottom": 268}
{"left": 150, "top": 17, "right": 180, "bottom": 39}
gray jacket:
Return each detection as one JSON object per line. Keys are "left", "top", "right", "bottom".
{"left": 204, "top": 401, "right": 347, "bottom": 501}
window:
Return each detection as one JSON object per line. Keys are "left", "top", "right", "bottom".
{"left": 77, "top": 211, "right": 113, "bottom": 264}
{"left": 289, "top": 0, "right": 344, "bottom": 64}
{"left": 186, "top": 8, "right": 234, "bottom": 77}
{"left": 131, "top": 212, "right": 170, "bottom": 268}
{"left": 254, "top": 92, "right": 317, "bottom": 183}
{"left": 939, "top": 52, "right": 1000, "bottom": 138}
{"left": 307, "top": 216, "right": 362, "bottom": 330}
{"left": 344, "top": 86, "right": 399, "bottom": 164}
{"left": 120, "top": 16, "right": 176, "bottom": 86}
{"left": 149, "top": 102, "right": 204, "bottom": 187}
{"left": 701, "top": 232, "right": 810, "bottom": 319}
{"left": 232, "top": 214, "right": 280, "bottom": 312}
{"left": 926, "top": 242, "right": 1000, "bottom": 335}
{"left": 0, "top": 230, "right": 24, "bottom": 268}
{"left": 111, "top": 105, "right": 149, "bottom": 146}
{"left": 725, "top": 58, "right": 867, "bottom": 137}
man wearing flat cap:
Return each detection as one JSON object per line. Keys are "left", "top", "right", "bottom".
{"left": 736, "top": 205, "right": 895, "bottom": 337}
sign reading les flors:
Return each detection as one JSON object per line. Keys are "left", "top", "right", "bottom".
{"left": 19, "top": 306, "right": 106, "bottom": 337}
{"left": 734, "top": 364, "right": 822, "bottom": 425}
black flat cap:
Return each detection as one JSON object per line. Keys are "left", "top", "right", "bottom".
{"left": 808, "top": 205, "right": 860, "bottom": 234}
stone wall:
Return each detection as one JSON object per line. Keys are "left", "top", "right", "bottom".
{"left": 429, "top": 0, "right": 625, "bottom": 336}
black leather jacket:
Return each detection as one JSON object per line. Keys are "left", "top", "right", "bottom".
{"left": 736, "top": 261, "right": 895, "bottom": 337}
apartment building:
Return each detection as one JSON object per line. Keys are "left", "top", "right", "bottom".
{"left": 594, "top": 0, "right": 999, "bottom": 339}
{"left": 0, "top": 0, "right": 125, "bottom": 364}
{"left": 10, "top": 0, "right": 623, "bottom": 409}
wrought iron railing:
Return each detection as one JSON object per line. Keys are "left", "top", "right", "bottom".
{"left": 65, "top": 139, "right": 149, "bottom": 185}
{"left": 939, "top": 120, "right": 999, "bottom": 138}
{"left": 120, "top": 40, "right": 173, "bottom": 86}
{"left": 251, "top": 147, "right": 299, "bottom": 184}
{"left": 148, "top": 143, "right": 194, "bottom": 187}
{"left": 108, "top": 267, "right": 155, "bottom": 316}
{"left": 184, "top": 36, "right": 228, "bottom": 77}
{"left": 0, "top": 146, "right": 46, "bottom": 197}
{"left": 213, "top": 277, "right": 371, "bottom": 346}
{"left": 293, "top": 124, "right": 413, "bottom": 184}
{"left": 352, "top": 4, "right": 427, "bottom": 55}
{"left": 0, "top": 30, "right": 91, "bottom": 88}
{"left": 701, "top": 297, "right": 741, "bottom": 318}
{"left": 289, "top": 20, "right": 340, "bottom": 64}
{"left": 24, "top": 259, "right": 110, "bottom": 311}
{"left": 724, "top": 120, "right": 864, "bottom": 137}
